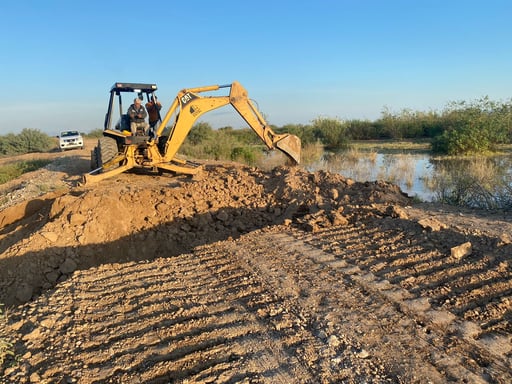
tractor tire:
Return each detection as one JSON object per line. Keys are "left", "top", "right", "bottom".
{"left": 98, "top": 136, "right": 118, "bottom": 168}
{"left": 157, "top": 135, "right": 168, "bottom": 155}
{"left": 90, "top": 147, "right": 99, "bottom": 170}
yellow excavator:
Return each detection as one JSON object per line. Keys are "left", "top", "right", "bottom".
{"left": 85, "top": 81, "right": 301, "bottom": 183}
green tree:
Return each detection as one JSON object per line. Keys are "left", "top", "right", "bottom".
{"left": 346, "top": 119, "right": 378, "bottom": 140}
{"left": 187, "top": 122, "right": 213, "bottom": 145}
{"left": 312, "top": 117, "right": 349, "bottom": 150}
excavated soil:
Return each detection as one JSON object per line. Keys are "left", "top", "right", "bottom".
{"left": 1, "top": 141, "right": 512, "bottom": 383}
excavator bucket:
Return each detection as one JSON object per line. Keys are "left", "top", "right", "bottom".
{"left": 274, "top": 134, "right": 301, "bottom": 164}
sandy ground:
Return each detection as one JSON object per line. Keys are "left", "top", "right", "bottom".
{"left": 1, "top": 138, "right": 511, "bottom": 383}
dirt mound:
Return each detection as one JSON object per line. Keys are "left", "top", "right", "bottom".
{"left": 0, "top": 164, "right": 410, "bottom": 307}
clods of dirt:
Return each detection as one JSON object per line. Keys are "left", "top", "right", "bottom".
{"left": 1, "top": 160, "right": 512, "bottom": 383}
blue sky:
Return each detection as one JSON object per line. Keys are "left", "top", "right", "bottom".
{"left": 1, "top": 0, "right": 511, "bottom": 136}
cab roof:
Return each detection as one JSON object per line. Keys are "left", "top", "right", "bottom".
{"left": 110, "top": 82, "right": 158, "bottom": 93}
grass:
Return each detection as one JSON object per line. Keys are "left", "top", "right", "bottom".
{"left": 351, "top": 139, "right": 432, "bottom": 153}
{"left": 424, "top": 156, "right": 512, "bottom": 209}
{"left": 0, "top": 159, "right": 52, "bottom": 185}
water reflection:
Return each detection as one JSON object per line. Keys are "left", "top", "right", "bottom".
{"left": 427, "top": 156, "right": 512, "bottom": 209}
{"left": 307, "top": 151, "right": 512, "bottom": 208}
{"left": 307, "top": 152, "right": 435, "bottom": 201}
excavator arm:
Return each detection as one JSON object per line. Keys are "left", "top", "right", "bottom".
{"left": 157, "top": 81, "right": 301, "bottom": 164}
{"left": 84, "top": 81, "right": 300, "bottom": 184}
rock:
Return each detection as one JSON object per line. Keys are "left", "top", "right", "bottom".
{"left": 40, "top": 231, "right": 59, "bottom": 243}
{"left": 386, "top": 205, "right": 409, "bottom": 219}
{"left": 68, "top": 213, "right": 87, "bottom": 226}
{"left": 216, "top": 210, "right": 229, "bottom": 222}
{"left": 59, "top": 258, "right": 77, "bottom": 274}
{"left": 327, "top": 335, "right": 340, "bottom": 348}
{"left": 45, "top": 270, "right": 60, "bottom": 283}
{"left": 22, "top": 328, "right": 42, "bottom": 341}
{"left": 30, "top": 372, "right": 42, "bottom": 382}
{"left": 451, "top": 242, "right": 472, "bottom": 260}
{"left": 498, "top": 233, "right": 511, "bottom": 246}
{"left": 16, "top": 284, "right": 33, "bottom": 302}
{"left": 330, "top": 211, "right": 349, "bottom": 226}
{"left": 418, "top": 217, "right": 448, "bottom": 231}
{"left": 155, "top": 202, "right": 168, "bottom": 212}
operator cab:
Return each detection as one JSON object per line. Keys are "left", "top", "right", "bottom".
{"left": 104, "top": 82, "right": 160, "bottom": 136}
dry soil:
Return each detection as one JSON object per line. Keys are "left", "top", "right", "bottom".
{"left": 0, "top": 139, "right": 511, "bottom": 383}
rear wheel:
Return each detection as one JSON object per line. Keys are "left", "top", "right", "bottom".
{"left": 98, "top": 137, "right": 119, "bottom": 168}
{"left": 90, "top": 147, "right": 99, "bottom": 170}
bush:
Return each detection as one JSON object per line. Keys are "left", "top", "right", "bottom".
{"left": 312, "top": 117, "right": 350, "bottom": 150}
{"left": 278, "top": 124, "right": 317, "bottom": 146}
{"left": 187, "top": 122, "right": 213, "bottom": 145}
{"left": 231, "top": 146, "right": 261, "bottom": 165}
{"left": 0, "top": 129, "right": 54, "bottom": 155}
{"left": 432, "top": 97, "right": 511, "bottom": 155}
{"left": 346, "top": 119, "right": 379, "bottom": 140}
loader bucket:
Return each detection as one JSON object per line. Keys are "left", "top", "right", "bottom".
{"left": 275, "top": 134, "right": 301, "bottom": 164}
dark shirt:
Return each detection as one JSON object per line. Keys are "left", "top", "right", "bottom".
{"left": 128, "top": 103, "right": 147, "bottom": 123}
{"left": 146, "top": 101, "right": 162, "bottom": 124}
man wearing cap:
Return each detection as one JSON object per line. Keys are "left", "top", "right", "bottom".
{"left": 127, "top": 98, "right": 149, "bottom": 136}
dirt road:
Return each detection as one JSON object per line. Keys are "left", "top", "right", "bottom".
{"left": 1, "top": 140, "right": 511, "bottom": 383}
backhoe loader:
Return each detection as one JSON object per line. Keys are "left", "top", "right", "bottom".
{"left": 85, "top": 81, "right": 301, "bottom": 183}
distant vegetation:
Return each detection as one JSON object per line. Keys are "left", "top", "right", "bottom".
{"left": 0, "top": 128, "right": 54, "bottom": 156}
{"left": 84, "top": 129, "right": 103, "bottom": 138}
{"left": 2, "top": 96, "right": 511, "bottom": 159}
{"left": 281, "top": 96, "right": 512, "bottom": 156}
{"left": 1, "top": 97, "right": 511, "bottom": 209}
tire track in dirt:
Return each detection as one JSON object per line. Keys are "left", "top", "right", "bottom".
{"left": 6, "top": 241, "right": 315, "bottom": 383}
{"left": 4, "top": 221, "right": 511, "bottom": 383}
{"left": 290, "top": 217, "right": 512, "bottom": 382}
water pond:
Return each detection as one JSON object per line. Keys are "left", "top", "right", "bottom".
{"left": 306, "top": 151, "right": 512, "bottom": 208}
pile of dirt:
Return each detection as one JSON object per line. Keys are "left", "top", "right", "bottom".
{"left": 0, "top": 164, "right": 410, "bottom": 307}
{"left": 1, "top": 153, "right": 512, "bottom": 383}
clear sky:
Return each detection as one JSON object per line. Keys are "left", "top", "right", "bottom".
{"left": 1, "top": 0, "right": 511, "bottom": 136}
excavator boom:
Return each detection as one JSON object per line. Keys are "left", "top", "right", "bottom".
{"left": 157, "top": 81, "right": 301, "bottom": 164}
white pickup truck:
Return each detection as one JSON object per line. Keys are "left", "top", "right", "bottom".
{"left": 59, "top": 131, "right": 84, "bottom": 151}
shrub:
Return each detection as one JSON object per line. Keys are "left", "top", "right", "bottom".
{"left": 278, "top": 124, "right": 317, "bottom": 146}
{"left": 187, "top": 122, "right": 213, "bottom": 145}
{"left": 0, "top": 129, "right": 54, "bottom": 155}
{"left": 231, "top": 146, "right": 261, "bottom": 165}
{"left": 312, "top": 117, "right": 350, "bottom": 150}
{"left": 432, "top": 97, "right": 511, "bottom": 155}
